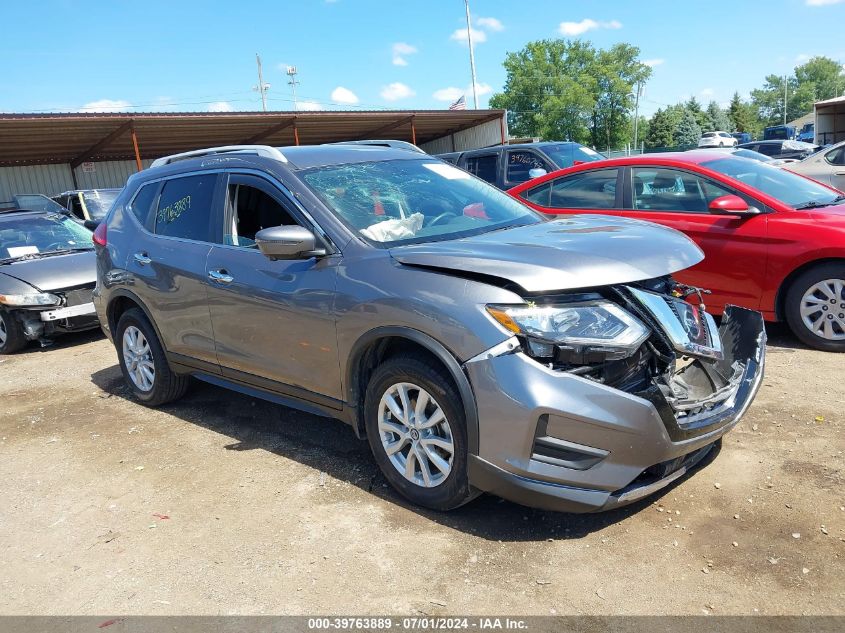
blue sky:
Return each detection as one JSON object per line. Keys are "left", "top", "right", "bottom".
{"left": 2, "top": 0, "right": 844, "bottom": 117}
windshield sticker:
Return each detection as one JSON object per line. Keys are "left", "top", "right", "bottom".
{"left": 8, "top": 245, "right": 39, "bottom": 257}
{"left": 580, "top": 147, "right": 599, "bottom": 156}
{"left": 423, "top": 163, "right": 470, "bottom": 180}
{"left": 157, "top": 195, "right": 191, "bottom": 224}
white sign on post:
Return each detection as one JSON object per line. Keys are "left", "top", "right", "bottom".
{"left": 81, "top": 162, "right": 96, "bottom": 173}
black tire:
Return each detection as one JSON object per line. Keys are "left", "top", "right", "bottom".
{"left": 0, "top": 309, "right": 27, "bottom": 355}
{"left": 364, "top": 354, "right": 475, "bottom": 511}
{"left": 115, "top": 308, "right": 190, "bottom": 405}
{"left": 784, "top": 262, "right": 845, "bottom": 352}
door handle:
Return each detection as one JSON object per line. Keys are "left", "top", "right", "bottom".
{"left": 133, "top": 252, "right": 152, "bottom": 265}
{"left": 208, "top": 269, "right": 234, "bottom": 284}
{"left": 835, "top": 171, "right": 845, "bottom": 176}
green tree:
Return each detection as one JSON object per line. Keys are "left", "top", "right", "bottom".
{"left": 644, "top": 108, "right": 674, "bottom": 148}
{"left": 751, "top": 56, "right": 844, "bottom": 125}
{"left": 684, "top": 97, "right": 711, "bottom": 130}
{"left": 706, "top": 101, "right": 733, "bottom": 132}
{"left": 727, "top": 92, "right": 760, "bottom": 134}
{"left": 674, "top": 109, "right": 701, "bottom": 146}
{"left": 489, "top": 39, "right": 651, "bottom": 148}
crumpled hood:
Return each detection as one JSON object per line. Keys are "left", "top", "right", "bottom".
{"left": 390, "top": 215, "right": 703, "bottom": 292}
{"left": 0, "top": 251, "right": 96, "bottom": 292}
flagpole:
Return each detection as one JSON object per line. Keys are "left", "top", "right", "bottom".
{"left": 464, "top": 0, "right": 479, "bottom": 109}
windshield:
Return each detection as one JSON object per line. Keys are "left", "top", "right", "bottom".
{"left": 0, "top": 213, "right": 93, "bottom": 261}
{"left": 13, "top": 194, "right": 68, "bottom": 214}
{"left": 81, "top": 189, "right": 120, "bottom": 219}
{"left": 701, "top": 156, "right": 841, "bottom": 208}
{"left": 301, "top": 159, "right": 541, "bottom": 247}
{"left": 541, "top": 143, "right": 604, "bottom": 169}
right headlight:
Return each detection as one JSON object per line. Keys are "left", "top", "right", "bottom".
{"left": 0, "top": 292, "right": 60, "bottom": 307}
{"left": 486, "top": 300, "right": 650, "bottom": 361}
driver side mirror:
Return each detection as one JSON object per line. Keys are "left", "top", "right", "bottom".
{"left": 528, "top": 168, "right": 548, "bottom": 179}
{"left": 83, "top": 219, "right": 101, "bottom": 231}
{"left": 708, "top": 194, "right": 761, "bottom": 216}
{"left": 255, "top": 225, "right": 326, "bottom": 260}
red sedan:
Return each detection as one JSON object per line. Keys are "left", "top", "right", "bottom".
{"left": 508, "top": 151, "right": 845, "bottom": 351}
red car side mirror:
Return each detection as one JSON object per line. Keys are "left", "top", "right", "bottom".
{"left": 708, "top": 194, "right": 759, "bottom": 216}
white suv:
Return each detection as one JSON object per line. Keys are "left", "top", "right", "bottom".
{"left": 699, "top": 131, "right": 737, "bottom": 148}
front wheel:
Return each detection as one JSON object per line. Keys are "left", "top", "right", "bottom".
{"left": 785, "top": 263, "right": 845, "bottom": 352}
{"left": 0, "top": 310, "right": 27, "bottom": 355}
{"left": 364, "top": 355, "right": 475, "bottom": 511}
{"left": 115, "top": 308, "right": 190, "bottom": 405}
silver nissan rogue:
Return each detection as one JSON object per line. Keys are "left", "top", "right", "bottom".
{"left": 92, "top": 144, "right": 765, "bottom": 512}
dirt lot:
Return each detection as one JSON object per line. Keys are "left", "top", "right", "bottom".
{"left": 0, "top": 326, "right": 843, "bottom": 616}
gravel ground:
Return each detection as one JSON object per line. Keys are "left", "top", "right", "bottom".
{"left": 0, "top": 325, "right": 843, "bottom": 615}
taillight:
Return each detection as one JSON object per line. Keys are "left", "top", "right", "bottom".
{"left": 92, "top": 222, "right": 107, "bottom": 247}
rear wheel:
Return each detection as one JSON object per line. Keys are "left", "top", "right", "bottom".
{"left": 115, "top": 308, "right": 190, "bottom": 405}
{"left": 0, "top": 310, "right": 27, "bottom": 355}
{"left": 785, "top": 263, "right": 845, "bottom": 352}
{"left": 364, "top": 354, "right": 475, "bottom": 511}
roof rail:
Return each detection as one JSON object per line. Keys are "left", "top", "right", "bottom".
{"left": 150, "top": 145, "right": 288, "bottom": 168}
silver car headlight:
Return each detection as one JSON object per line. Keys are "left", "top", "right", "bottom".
{"left": 0, "top": 292, "right": 61, "bottom": 307}
{"left": 486, "top": 300, "right": 650, "bottom": 361}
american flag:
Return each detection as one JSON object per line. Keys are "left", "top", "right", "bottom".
{"left": 448, "top": 95, "right": 466, "bottom": 110}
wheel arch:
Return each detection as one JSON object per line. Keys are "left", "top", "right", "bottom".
{"left": 106, "top": 290, "right": 167, "bottom": 352}
{"left": 774, "top": 257, "right": 845, "bottom": 321}
{"left": 345, "top": 327, "right": 479, "bottom": 454}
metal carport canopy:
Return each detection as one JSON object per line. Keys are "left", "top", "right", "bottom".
{"left": 0, "top": 110, "right": 506, "bottom": 168}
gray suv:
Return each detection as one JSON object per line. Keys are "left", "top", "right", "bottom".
{"left": 93, "top": 144, "right": 766, "bottom": 513}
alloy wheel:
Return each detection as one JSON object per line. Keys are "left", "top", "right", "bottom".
{"left": 800, "top": 278, "right": 845, "bottom": 341}
{"left": 122, "top": 325, "right": 156, "bottom": 391}
{"left": 0, "top": 316, "right": 7, "bottom": 347}
{"left": 377, "top": 382, "right": 454, "bottom": 488}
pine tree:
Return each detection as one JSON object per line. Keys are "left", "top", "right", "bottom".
{"left": 644, "top": 108, "right": 674, "bottom": 149}
{"left": 674, "top": 109, "right": 702, "bottom": 147}
{"left": 706, "top": 101, "right": 733, "bottom": 132}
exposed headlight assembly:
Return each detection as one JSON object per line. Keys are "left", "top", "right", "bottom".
{"left": 486, "top": 301, "right": 650, "bottom": 361}
{"left": 0, "top": 292, "right": 60, "bottom": 307}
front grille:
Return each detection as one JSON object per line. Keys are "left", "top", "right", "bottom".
{"left": 60, "top": 285, "right": 95, "bottom": 307}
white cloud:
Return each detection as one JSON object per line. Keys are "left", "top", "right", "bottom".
{"left": 700, "top": 88, "right": 714, "bottom": 97}
{"left": 795, "top": 53, "right": 811, "bottom": 62}
{"left": 558, "top": 19, "right": 622, "bottom": 36}
{"left": 296, "top": 100, "right": 323, "bottom": 111}
{"left": 380, "top": 82, "right": 415, "bottom": 101}
{"left": 433, "top": 87, "right": 464, "bottom": 102}
{"left": 433, "top": 82, "right": 492, "bottom": 102}
{"left": 392, "top": 42, "right": 418, "bottom": 66}
{"left": 450, "top": 27, "right": 487, "bottom": 45}
{"left": 806, "top": 0, "right": 844, "bottom": 5}
{"left": 643, "top": 58, "right": 664, "bottom": 67}
{"left": 79, "top": 99, "right": 132, "bottom": 113}
{"left": 207, "top": 101, "right": 234, "bottom": 112}
{"left": 330, "top": 86, "right": 359, "bottom": 105}
{"left": 476, "top": 16, "right": 504, "bottom": 32}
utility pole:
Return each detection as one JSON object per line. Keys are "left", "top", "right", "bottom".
{"left": 254, "top": 53, "right": 270, "bottom": 112}
{"left": 286, "top": 66, "right": 300, "bottom": 111}
{"left": 632, "top": 81, "right": 643, "bottom": 150}
{"left": 783, "top": 74, "right": 788, "bottom": 125}
{"left": 464, "top": 0, "right": 479, "bottom": 109}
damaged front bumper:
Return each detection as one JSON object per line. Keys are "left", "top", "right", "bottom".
{"left": 464, "top": 305, "right": 766, "bottom": 513}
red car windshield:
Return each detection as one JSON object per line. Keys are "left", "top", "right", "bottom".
{"left": 701, "top": 156, "right": 843, "bottom": 209}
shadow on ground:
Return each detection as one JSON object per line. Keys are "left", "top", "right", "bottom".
{"left": 90, "top": 362, "right": 721, "bottom": 543}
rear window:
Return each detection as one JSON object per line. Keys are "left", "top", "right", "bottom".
{"left": 702, "top": 132, "right": 716, "bottom": 138}
{"left": 154, "top": 175, "right": 216, "bottom": 242}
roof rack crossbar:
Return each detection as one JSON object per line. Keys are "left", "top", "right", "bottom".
{"left": 150, "top": 145, "right": 288, "bottom": 168}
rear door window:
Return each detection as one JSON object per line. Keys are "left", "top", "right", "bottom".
{"left": 505, "top": 150, "right": 550, "bottom": 186}
{"left": 463, "top": 153, "right": 499, "bottom": 184}
{"left": 154, "top": 174, "right": 218, "bottom": 242}
{"left": 546, "top": 169, "right": 619, "bottom": 209}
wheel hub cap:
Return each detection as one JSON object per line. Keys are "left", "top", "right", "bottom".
{"left": 122, "top": 325, "right": 155, "bottom": 391}
{"left": 377, "top": 382, "right": 454, "bottom": 488}
{"left": 799, "top": 278, "right": 845, "bottom": 341}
